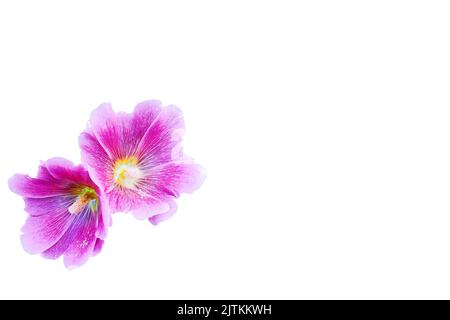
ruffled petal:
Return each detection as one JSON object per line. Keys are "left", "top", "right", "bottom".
{"left": 137, "top": 105, "right": 185, "bottom": 168}
{"left": 87, "top": 103, "right": 120, "bottom": 159}
{"left": 148, "top": 198, "right": 177, "bottom": 225}
{"left": 87, "top": 102, "right": 163, "bottom": 160}
{"left": 119, "top": 100, "right": 163, "bottom": 157}
{"left": 131, "top": 198, "right": 178, "bottom": 225}
{"left": 131, "top": 198, "right": 171, "bottom": 220}
{"left": 45, "top": 158, "right": 93, "bottom": 187}
{"left": 36, "top": 164, "right": 57, "bottom": 181}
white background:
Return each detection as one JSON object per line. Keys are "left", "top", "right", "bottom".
{"left": 0, "top": 1, "right": 450, "bottom": 299}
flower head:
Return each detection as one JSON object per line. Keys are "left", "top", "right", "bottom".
{"left": 79, "top": 100, "right": 205, "bottom": 224}
{"left": 9, "top": 158, "right": 110, "bottom": 269}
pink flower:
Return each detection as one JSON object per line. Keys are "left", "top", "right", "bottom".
{"left": 8, "top": 158, "right": 110, "bottom": 269}
{"left": 79, "top": 100, "right": 205, "bottom": 224}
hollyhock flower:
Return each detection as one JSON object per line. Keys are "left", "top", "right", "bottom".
{"left": 8, "top": 158, "right": 110, "bottom": 269}
{"left": 79, "top": 100, "right": 205, "bottom": 224}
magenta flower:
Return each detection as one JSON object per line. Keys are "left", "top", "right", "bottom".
{"left": 9, "top": 158, "right": 110, "bottom": 269}
{"left": 79, "top": 100, "right": 205, "bottom": 224}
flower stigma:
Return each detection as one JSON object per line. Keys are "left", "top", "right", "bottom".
{"left": 113, "top": 156, "right": 143, "bottom": 189}
{"left": 68, "top": 186, "right": 98, "bottom": 214}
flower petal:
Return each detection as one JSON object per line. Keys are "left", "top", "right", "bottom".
{"left": 24, "top": 196, "right": 72, "bottom": 217}
{"left": 36, "top": 164, "right": 57, "bottom": 181}
{"left": 9, "top": 174, "right": 70, "bottom": 198}
{"left": 21, "top": 202, "right": 75, "bottom": 254}
{"left": 92, "top": 238, "right": 104, "bottom": 257}
{"left": 105, "top": 187, "right": 148, "bottom": 213}
{"left": 42, "top": 208, "right": 98, "bottom": 269}
{"left": 95, "top": 195, "right": 111, "bottom": 239}
{"left": 131, "top": 198, "right": 178, "bottom": 225}
{"left": 148, "top": 198, "right": 177, "bottom": 225}
{"left": 131, "top": 199, "right": 172, "bottom": 220}
{"left": 63, "top": 212, "right": 98, "bottom": 269}
{"left": 139, "top": 162, "right": 206, "bottom": 199}
{"left": 79, "top": 132, "right": 114, "bottom": 190}
{"left": 45, "top": 158, "right": 93, "bottom": 187}
{"left": 137, "top": 105, "right": 185, "bottom": 167}
{"left": 87, "top": 103, "right": 120, "bottom": 159}
{"left": 119, "top": 100, "right": 163, "bottom": 157}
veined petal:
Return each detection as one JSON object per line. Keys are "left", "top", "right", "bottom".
{"left": 87, "top": 103, "right": 120, "bottom": 159}
{"left": 139, "top": 162, "right": 206, "bottom": 199}
{"left": 120, "top": 100, "right": 163, "bottom": 157}
{"left": 86, "top": 100, "right": 163, "bottom": 161}
{"left": 24, "top": 196, "right": 73, "bottom": 217}
{"left": 9, "top": 174, "right": 70, "bottom": 198}
{"left": 36, "top": 164, "right": 57, "bottom": 181}
{"left": 45, "top": 158, "right": 93, "bottom": 187}
{"left": 137, "top": 105, "right": 185, "bottom": 168}
{"left": 21, "top": 203, "right": 75, "bottom": 254}
{"left": 105, "top": 187, "right": 148, "bottom": 213}
{"left": 63, "top": 210, "right": 98, "bottom": 269}
{"left": 41, "top": 208, "right": 97, "bottom": 266}
{"left": 79, "top": 132, "right": 114, "bottom": 190}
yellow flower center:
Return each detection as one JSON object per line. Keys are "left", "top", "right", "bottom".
{"left": 68, "top": 187, "right": 98, "bottom": 215}
{"left": 113, "top": 156, "right": 142, "bottom": 189}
